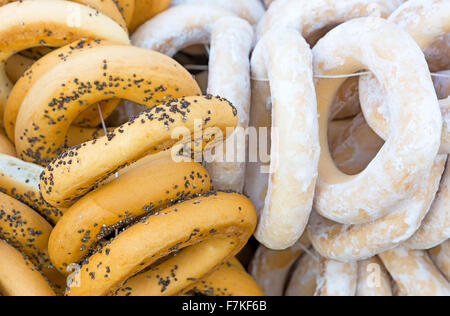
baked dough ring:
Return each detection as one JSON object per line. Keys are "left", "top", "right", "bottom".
{"left": 379, "top": 246, "right": 450, "bottom": 296}
{"left": 314, "top": 256, "right": 358, "bottom": 297}
{"left": 65, "top": 192, "right": 256, "bottom": 296}
{"left": 5, "top": 54, "right": 34, "bottom": 83}
{"left": 313, "top": 18, "right": 441, "bottom": 224}
{"left": 426, "top": 34, "right": 450, "bottom": 73}
{"left": 249, "top": 233, "right": 310, "bottom": 296}
{"left": 49, "top": 156, "right": 212, "bottom": 273}
{"left": 356, "top": 256, "right": 392, "bottom": 296}
{"left": 0, "top": 154, "right": 63, "bottom": 223}
{"left": 183, "top": 258, "right": 264, "bottom": 296}
{"left": 40, "top": 95, "right": 237, "bottom": 208}
{"left": 285, "top": 250, "right": 319, "bottom": 297}
{"left": 257, "top": 0, "right": 406, "bottom": 41}
{"left": 4, "top": 39, "right": 126, "bottom": 142}
{"left": 0, "top": 135, "right": 15, "bottom": 157}
{"left": 308, "top": 154, "right": 446, "bottom": 262}
{"left": 245, "top": 28, "right": 319, "bottom": 250}
{"left": 429, "top": 241, "right": 450, "bottom": 280}
{"left": 360, "top": 0, "right": 450, "bottom": 154}
{"left": 0, "top": 192, "right": 65, "bottom": 292}
{"left": 113, "top": 0, "right": 135, "bottom": 27}
{"left": 170, "top": 0, "right": 265, "bottom": 25}
{"left": 15, "top": 45, "right": 201, "bottom": 166}
{"left": 0, "top": 240, "right": 55, "bottom": 296}
{"left": 0, "top": 0, "right": 127, "bottom": 30}
{"left": 133, "top": 9, "right": 254, "bottom": 192}
{"left": 0, "top": 0, "right": 130, "bottom": 120}
{"left": 129, "top": 0, "right": 170, "bottom": 33}
{"left": 404, "top": 160, "right": 450, "bottom": 250}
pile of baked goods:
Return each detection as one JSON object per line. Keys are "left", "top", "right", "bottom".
{"left": 0, "top": 0, "right": 448, "bottom": 296}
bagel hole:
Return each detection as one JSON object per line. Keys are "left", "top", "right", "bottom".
{"left": 328, "top": 76, "right": 384, "bottom": 176}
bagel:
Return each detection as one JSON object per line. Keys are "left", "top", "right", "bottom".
{"left": 0, "top": 0, "right": 130, "bottom": 120}
{"left": 64, "top": 191, "right": 256, "bottom": 296}
{"left": 284, "top": 250, "right": 319, "bottom": 297}
{"left": 356, "top": 257, "right": 392, "bottom": 296}
{"left": 429, "top": 241, "right": 450, "bottom": 280}
{"left": 170, "top": 0, "right": 265, "bottom": 25}
{"left": 245, "top": 28, "right": 319, "bottom": 250}
{"left": 113, "top": 0, "right": 135, "bottom": 27}
{"left": 183, "top": 258, "right": 264, "bottom": 296}
{"left": 40, "top": 95, "right": 237, "bottom": 208}
{"left": 129, "top": 0, "right": 170, "bottom": 33}
{"left": 313, "top": 18, "right": 441, "bottom": 224}
{"left": 0, "top": 135, "right": 15, "bottom": 157}
{"left": 15, "top": 45, "right": 201, "bottom": 166}
{"left": 257, "top": 0, "right": 406, "bottom": 42}
{"left": 359, "top": 0, "right": 450, "bottom": 154}
{"left": 249, "top": 233, "right": 310, "bottom": 296}
{"left": 425, "top": 34, "right": 450, "bottom": 73}
{"left": 308, "top": 154, "right": 446, "bottom": 262}
{"left": 0, "top": 192, "right": 65, "bottom": 292}
{"left": 379, "top": 247, "right": 450, "bottom": 296}
{"left": 133, "top": 9, "right": 254, "bottom": 192}
{"left": 49, "top": 156, "right": 213, "bottom": 273}
{"left": 4, "top": 39, "right": 126, "bottom": 142}
{"left": 0, "top": 239, "right": 55, "bottom": 296}
{"left": 314, "top": 256, "right": 358, "bottom": 296}
{"left": 5, "top": 54, "right": 34, "bottom": 83}
{"left": 0, "top": 154, "right": 63, "bottom": 223}
{"left": 404, "top": 160, "right": 450, "bottom": 250}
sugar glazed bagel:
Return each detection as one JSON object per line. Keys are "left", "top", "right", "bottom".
{"left": 170, "top": 0, "right": 265, "bottom": 25}
{"left": 132, "top": 6, "right": 254, "bottom": 192}
{"left": 62, "top": 191, "right": 256, "bottom": 296}
{"left": 15, "top": 45, "right": 201, "bottom": 166}
{"left": 244, "top": 28, "right": 319, "bottom": 250}
{"left": 312, "top": 17, "right": 441, "bottom": 225}
{"left": 0, "top": 240, "right": 55, "bottom": 296}
{"left": 0, "top": 0, "right": 130, "bottom": 120}
{"left": 360, "top": 0, "right": 450, "bottom": 154}
{"left": 40, "top": 95, "right": 238, "bottom": 208}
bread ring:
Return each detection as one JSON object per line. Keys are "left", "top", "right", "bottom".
{"left": 15, "top": 45, "right": 201, "bottom": 166}
{"left": 182, "top": 258, "right": 264, "bottom": 296}
{"left": 113, "top": 0, "right": 135, "bottom": 27}
{"left": 379, "top": 247, "right": 450, "bottom": 296}
{"left": 40, "top": 95, "right": 237, "bottom": 208}
{"left": 433, "top": 70, "right": 450, "bottom": 100}
{"left": 429, "top": 241, "right": 450, "bottom": 280}
{"left": 245, "top": 28, "right": 319, "bottom": 250}
{"left": 257, "top": 0, "right": 405, "bottom": 42}
{"left": 285, "top": 250, "right": 319, "bottom": 297}
{"left": 308, "top": 154, "right": 447, "bottom": 262}
{"left": 0, "top": 0, "right": 130, "bottom": 120}
{"left": 0, "top": 239, "right": 55, "bottom": 296}
{"left": 0, "top": 0, "right": 128, "bottom": 30}
{"left": 356, "top": 257, "right": 392, "bottom": 296}
{"left": 64, "top": 191, "right": 256, "bottom": 296}
{"left": 404, "top": 160, "right": 450, "bottom": 250}
{"left": 0, "top": 192, "right": 65, "bottom": 292}
{"left": 4, "top": 40, "right": 126, "bottom": 142}
{"left": 170, "top": 0, "right": 265, "bottom": 25}
{"left": 133, "top": 10, "right": 254, "bottom": 192}
{"left": 249, "top": 233, "right": 310, "bottom": 296}
{"left": 49, "top": 156, "right": 212, "bottom": 273}
{"left": 360, "top": 0, "right": 450, "bottom": 154}
{"left": 313, "top": 18, "right": 441, "bottom": 224}
{"left": 314, "top": 256, "right": 358, "bottom": 296}
{"left": 129, "top": 0, "right": 170, "bottom": 33}
{"left": 0, "top": 154, "right": 63, "bottom": 223}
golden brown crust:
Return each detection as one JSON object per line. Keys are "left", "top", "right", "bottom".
{"left": 129, "top": 0, "right": 170, "bottom": 33}
{"left": 66, "top": 192, "right": 256, "bottom": 296}
{"left": 40, "top": 95, "right": 237, "bottom": 208}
